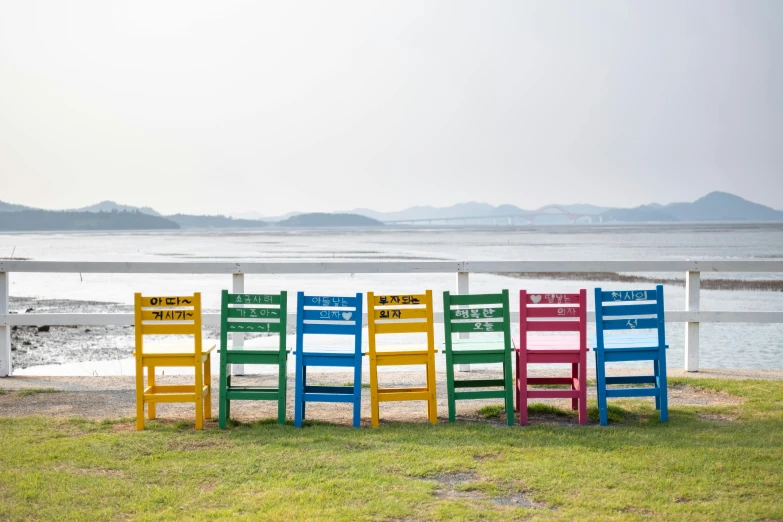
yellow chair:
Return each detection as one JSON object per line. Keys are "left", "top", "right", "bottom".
{"left": 367, "top": 290, "right": 437, "bottom": 427}
{"left": 134, "top": 292, "right": 216, "bottom": 430}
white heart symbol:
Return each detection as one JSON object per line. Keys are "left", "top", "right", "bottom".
{"left": 530, "top": 295, "right": 542, "bottom": 304}
{"left": 342, "top": 312, "right": 353, "bottom": 320}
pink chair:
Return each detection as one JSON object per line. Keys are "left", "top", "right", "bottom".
{"left": 516, "top": 290, "right": 588, "bottom": 425}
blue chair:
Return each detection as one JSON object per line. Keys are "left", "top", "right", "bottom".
{"left": 594, "top": 285, "right": 668, "bottom": 426}
{"left": 294, "top": 292, "right": 364, "bottom": 428}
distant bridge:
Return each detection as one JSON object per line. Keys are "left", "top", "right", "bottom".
{"left": 383, "top": 205, "right": 596, "bottom": 226}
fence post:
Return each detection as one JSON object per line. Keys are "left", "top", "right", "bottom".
{"left": 0, "top": 272, "right": 10, "bottom": 377}
{"left": 232, "top": 273, "right": 245, "bottom": 376}
{"left": 456, "top": 271, "right": 471, "bottom": 372}
{"left": 685, "top": 271, "right": 700, "bottom": 372}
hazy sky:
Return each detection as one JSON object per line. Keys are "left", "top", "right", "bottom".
{"left": 1, "top": 1, "right": 781, "bottom": 215}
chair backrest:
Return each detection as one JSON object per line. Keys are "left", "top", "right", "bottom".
{"left": 442, "top": 290, "right": 512, "bottom": 351}
{"left": 594, "top": 285, "right": 666, "bottom": 349}
{"left": 519, "top": 290, "right": 587, "bottom": 351}
{"left": 367, "top": 290, "right": 435, "bottom": 353}
{"left": 134, "top": 293, "right": 202, "bottom": 355}
{"left": 220, "top": 290, "right": 287, "bottom": 355}
{"left": 295, "top": 292, "right": 363, "bottom": 355}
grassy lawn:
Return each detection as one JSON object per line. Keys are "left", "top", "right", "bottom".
{"left": 1, "top": 377, "right": 782, "bottom": 521}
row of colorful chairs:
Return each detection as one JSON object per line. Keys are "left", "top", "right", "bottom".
{"left": 133, "top": 286, "right": 668, "bottom": 430}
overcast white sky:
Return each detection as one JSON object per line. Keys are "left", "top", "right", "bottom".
{"left": 1, "top": 1, "right": 781, "bottom": 215}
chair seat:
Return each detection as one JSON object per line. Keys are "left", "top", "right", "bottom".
{"left": 514, "top": 335, "right": 588, "bottom": 352}
{"left": 135, "top": 343, "right": 216, "bottom": 357}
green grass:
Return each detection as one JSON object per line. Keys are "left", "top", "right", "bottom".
{"left": 16, "top": 388, "right": 60, "bottom": 397}
{"left": 1, "top": 378, "right": 782, "bottom": 521}
{"left": 341, "top": 382, "right": 372, "bottom": 388}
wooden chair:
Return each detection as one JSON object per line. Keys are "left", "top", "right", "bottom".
{"left": 516, "top": 290, "right": 588, "bottom": 425}
{"left": 294, "top": 293, "right": 363, "bottom": 428}
{"left": 443, "top": 290, "right": 514, "bottom": 426}
{"left": 218, "top": 290, "right": 288, "bottom": 428}
{"left": 134, "top": 293, "right": 215, "bottom": 430}
{"left": 367, "top": 290, "right": 437, "bottom": 427}
{"left": 594, "top": 285, "right": 669, "bottom": 426}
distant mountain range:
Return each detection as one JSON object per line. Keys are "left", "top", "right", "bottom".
{"left": 1, "top": 192, "right": 781, "bottom": 231}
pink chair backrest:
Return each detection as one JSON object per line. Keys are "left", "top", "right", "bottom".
{"left": 519, "top": 290, "right": 587, "bottom": 351}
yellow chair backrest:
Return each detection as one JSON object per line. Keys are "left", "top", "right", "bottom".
{"left": 367, "top": 290, "right": 435, "bottom": 351}
{"left": 134, "top": 293, "right": 202, "bottom": 355}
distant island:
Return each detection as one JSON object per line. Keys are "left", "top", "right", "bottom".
{"left": 1, "top": 192, "right": 782, "bottom": 231}
{"left": 277, "top": 213, "right": 384, "bottom": 227}
{"left": 0, "top": 210, "right": 178, "bottom": 231}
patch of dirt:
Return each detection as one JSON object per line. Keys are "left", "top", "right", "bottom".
{"left": 424, "top": 472, "right": 539, "bottom": 509}
{"left": 697, "top": 412, "right": 737, "bottom": 423}
{"left": 168, "top": 438, "right": 233, "bottom": 452}
{"left": 669, "top": 384, "right": 744, "bottom": 407}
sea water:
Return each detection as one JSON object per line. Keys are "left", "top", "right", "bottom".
{"left": 3, "top": 223, "right": 783, "bottom": 373}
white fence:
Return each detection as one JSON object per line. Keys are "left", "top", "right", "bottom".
{"left": 2, "top": 260, "right": 783, "bottom": 377}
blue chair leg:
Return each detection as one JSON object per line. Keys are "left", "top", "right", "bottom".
{"left": 352, "top": 357, "right": 362, "bottom": 428}
{"left": 595, "top": 350, "right": 608, "bottom": 426}
{"left": 294, "top": 356, "right": 304, "bottom": 428}
{"left": 653, "top": 360, "right": 661, "bottom": 410}
{"left": 658, "top": 352, "right": 668, "bottom": 423}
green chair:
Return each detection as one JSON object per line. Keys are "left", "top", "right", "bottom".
{"left": 443, "top": 290, "right": 514, "bottom": 426}
{"left": 219, "top": 290, "right": 288, "bottom": 428}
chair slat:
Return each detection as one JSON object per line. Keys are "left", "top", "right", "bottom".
{"left": 525, "top": 307, "right": 581, "bottom": 318}
{"left": 140, "top": 310, "right": 195, "bottom": 322}
{"left": 600, "top": 303, "right": 658, "bottom": 316}
{"left": 227, "top": 293, "right": 282, "bottom": 305}
{"left": 448, "top": 293, "right": 504, "bottom": 306}
{"left": 375, "top": 308, "right": 428, "bottom": 320}
{"left": 449, "top": 307, "right": 505, "bottom": 320}
{"left": 373, "top": 321, "right": 429, "bottom": 334}
{"left": 600, "top": 289, "right": 657, "bottom": 302}
{"left": 449, "top": 320, "right": 505, "bottom": 333}
{"left": 301, "top": 322, "right": 355, "bottom": 335}
{"left": 303, "top": 309, "right": 357, "bottom": 322}
{"left": 524, "top": 293, "right": 581, "bottom": 305}
{"left": 602, "top": 317, "right": 659, "bottom": 331}
{"left": 304, "top": 295, "right": 358, "bottom": 308}
{"left": 227, "top": 308, "right": 282, "bottom": 319}
{"left": 226, "top": 321, "right": 283, "bottom": 333}
{"left": 139, "top": 295, "right": 195, "bottom": 307}
{"left": 372, "top": 293, "right": 429, "bottom": 306}
{"left": 525, "top": 321, "right": 580, "bottom": 332}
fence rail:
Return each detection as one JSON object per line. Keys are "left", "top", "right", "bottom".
{"left": 2, "top": 260, "right": 783, "bottom": 377}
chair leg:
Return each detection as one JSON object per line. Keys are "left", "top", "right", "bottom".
{"left": 658, "top": 353, "right": 669, "bottom": 423}
{"left": 426, "top": 356, "right": 438, "bottom": 424}
{"left": 595, "top": 350, "right": 608, "bottom": 426}
{"left": 519, "top": 353, "right": 528, "bottom": 426}
{"left": 301, "top": 366, "right": 307, "bottom": 420}
{"left": 514, "top": 351, "right": 520, "bottom": 412}
{"left": 195, "top": 360, "right": 204, "bottom": 430}
{"left": 370, "top": 356, "right": 380, "bottom": 428}
{"left": 135, "top": 358, "right": 145, "bottom": 431}
{"left": 578, "top": 360, "right": 587, "bottom": 425}
{"left": 219, "top": 358, "right": 228, "bottom": 429}
{"left": 445, "top": 350, "right": 456, "bottom": 423}
{"left": 353, "top": 357, "right": 362, "bottom": 428}
{"left": 204, "top": 355, "right": 212, "bottom": 420}
{"left": 571, "top": 363, "right": 578, "bottom": 411}
{"left": 503, "top": 354, "right": 514, "bottom": 427}
{"left": 148, "top": 366, "right": 156, "bottom": 420}
{"left": 653, "top": 360, "right": 661, "bottom": 410}
{"left": 294, "top": 355, "right": 304, "bottom": 428}
{"left": 277, "top": 355, "right": 287, "bottom": 425}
